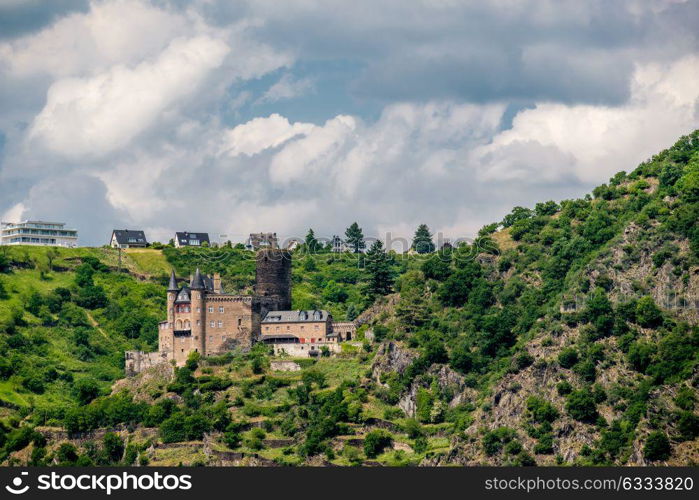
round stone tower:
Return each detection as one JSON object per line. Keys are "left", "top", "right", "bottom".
{"left": 255, "top": 248, "right": 292, "bottom": 310}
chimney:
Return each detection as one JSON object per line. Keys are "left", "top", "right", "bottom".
{"left": 213, "top": 273, "right": 222, "bottom": 294}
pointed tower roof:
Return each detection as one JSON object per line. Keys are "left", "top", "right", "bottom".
{"left": 168, "top": 269, "right": 178, "bottom": 291}
{"left": 191, "top": 268, "right": 206, "bottom": 290}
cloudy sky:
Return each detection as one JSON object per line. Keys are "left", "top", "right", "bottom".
{"left": 1, "top": 0, "right": 698, "bottom": 246}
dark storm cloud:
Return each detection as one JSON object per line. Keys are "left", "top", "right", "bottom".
{"left": 214, "top": 0, "right": 699, "bottom": 106}
{"left": 0, "top": 0, "right": 88, "bottom": 40}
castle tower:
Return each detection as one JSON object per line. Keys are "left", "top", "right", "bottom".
{"left": 255, "top": 248, "right": 292, "bottom": 310}
{"left": 190, "top": 268, "right": 206, "bottom": 355}
{"left": 167, "top": 269, "right": 178, "bottom": 324}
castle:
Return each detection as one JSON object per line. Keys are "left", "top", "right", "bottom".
{"left": 126, "top": 249, "right": 290, "bottom": 373}
{"left": 125, "top": 249, "right": 355, "bottom": 375}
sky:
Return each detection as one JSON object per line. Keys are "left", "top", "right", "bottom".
{"left": 0, "top": 0, "right": 698, "bottom": 247}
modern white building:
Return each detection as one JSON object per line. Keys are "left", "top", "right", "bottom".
{"left": 0, "top": 221, "right": 78, "bottom": 247}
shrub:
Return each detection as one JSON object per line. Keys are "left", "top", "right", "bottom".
{"left": 364, "top": 430, "right": 393, "bottom": 458}
{"left": 74, "top": 378, "right": 100, "bottom": 405}
{"left": 557, "top": 348, "right": 579, "bottom": 369}
{"left": 566, "top": 390, "right": 598, "bottom": 423}
{"left": 557, "top": 381, "right": 573, "bottom": 396}
{"left": 526, "top": 397, "right": 559, "bottom": 423}
{"left": 643, "top": 431, "right": 671, "bottom": 461}
{"left": 627, "top": 341, "right": 655, "bottom": 373}
{"left": 635, "top": 297, "right": 662, "bottom": 328}
{"left": 482, "top": 427, "right": 516, "bottom": 456}
{"left": 102, "top": 432, "right": 124, "bottom": 464}
{"left": 573, "top": 359, "right": 596, "bottom": 383}
{"left": 676, "top": 411, "right": 699, "bottom": 441}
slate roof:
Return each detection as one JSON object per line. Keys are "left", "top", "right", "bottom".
{"left": 174, "top": 286, "right": 191, "bottom": 303}
{"left": 262, "top": 310, "right": 330, "bottom": 323}
{"left": 175, "top": 231, "right": 210, "bottom": 246}
{"left": 111, "top": 229, "right": 147, "bottom": 245}
{"left": 188, "top": 268, "right": 216, "bottom": 292}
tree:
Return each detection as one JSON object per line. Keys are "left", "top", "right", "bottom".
{"left": 643, "top": 431, "right": 671, "bottom": 461}
{"left": 364, "top": 240, "right": 393, "bottom": 297}
{"left": 46, "top": 248, "right": 59, "bottom": 271}
{"left": 305, "top": 228, "right": 320, "bottom": 253}
{"left": 364, "top": 430, "right": 392, "bottom": 458}
{"left": 502, "top": 206, "right": 533, "bottom": 228}
{"left": 566, "top": 390, "right": 598, "bottom": 423}
{"left": 345, "top": 222, "right": 365, "bottom": 253}
{"left": 635, "top": 296, "right": 662, "bottom": 328}
{"left": 74, "top": 378, "right": 101, "bottom": 405}
{"left": 102, "top": 432, "right": 124, "bottom": 464}
{"left": 412, "top": 224, "right": 435, "bottom": 254}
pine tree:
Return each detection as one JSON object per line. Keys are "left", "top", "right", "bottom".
{"left": 412, "top": 224, "right": 435, "bottom": 254}
{"left": 365, "top": 240, "right": 393, "bottom": 297}
{"left": 345, "top": 222, "right": 365, "bottom": 253}
{"left": 305, "top": 228, "right": 319, "bottom": 253}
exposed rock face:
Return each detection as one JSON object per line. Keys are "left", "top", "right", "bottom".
{"left": 371, "top": 341, "right": 477, "bottom": 418}
{"left": 355, "top": 294, "right": 400, "bottom": 327}
{"left": 371, "top": 341, "right": 417, "bottom": 382}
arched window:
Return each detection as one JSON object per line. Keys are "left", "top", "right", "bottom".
{"left": 184, "top": 320, "right": 191, "bottom": 329}
{"left": 176, "top": 319, "right": 182, "bottom": 329}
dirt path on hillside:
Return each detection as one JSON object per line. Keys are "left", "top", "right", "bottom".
{"left": 86, "top": 311, "right": 108, "bottom": 338}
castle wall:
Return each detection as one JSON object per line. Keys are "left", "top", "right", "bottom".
{"left": 125, "top": 350, "right": 169, "bottom": 376}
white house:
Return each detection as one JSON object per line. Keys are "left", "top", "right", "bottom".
{"left": 0, "top": 221, "right": 78, "bottom": 247}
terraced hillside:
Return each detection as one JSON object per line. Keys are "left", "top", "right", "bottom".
{"left": 1, "top": 130, "right": 698, "bottom": 467}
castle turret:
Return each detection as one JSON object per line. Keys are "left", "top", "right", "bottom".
{"left": 255, "top": 249, "right": 292, "bottom": 310}
{"left": 167, "top": 269, "right": 177, "bottom": 326}
{"left": 190, "top": 268, "right": 206, "bottom": 355}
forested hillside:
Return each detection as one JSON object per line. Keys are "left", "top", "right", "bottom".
{"left": 0, "top": 130, "right": 697, "bottom": 467}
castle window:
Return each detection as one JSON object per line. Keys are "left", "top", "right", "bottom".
{"left": 208, "top": 306, "right": 214, "bottom": 313}
{"left": 210, "top": 321, "right": 215, "bottom": 327}
{"left": 197, "top": 320, "right": 201, "bottom": 326}
{"left": 238, "top": 318, "right": 242, "bottom": 326}
{"left": 218, "top": 321, "right": 223, "bottom": 328}
{"left": 219, "top": 306, "right": 224, "bottom": 313}
{"left": 265, "top": 326, "right": 269, "bottom": 331}
{"left": 197, "top": 307, "right": 201, "bottom": 312}
{"left": 185, "top": 306, "right": 190, "bottom": 312}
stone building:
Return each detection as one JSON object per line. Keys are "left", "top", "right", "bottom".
{"left": 125, "top": 248, "right": 358, "bottom": 372}
{"left": 245, "top": 232, "right": 279, "bottom": 251}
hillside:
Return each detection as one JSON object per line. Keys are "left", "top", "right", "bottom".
{"left": 0, "top": 130, "right": 698, "bottom": 467}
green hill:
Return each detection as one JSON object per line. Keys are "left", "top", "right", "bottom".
{"left": 0, "top": 130, "right": 697, "bottom": 466}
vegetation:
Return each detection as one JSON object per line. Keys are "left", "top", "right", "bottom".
{"left": 1, "top": 130, "right": 698, "bottom": 466}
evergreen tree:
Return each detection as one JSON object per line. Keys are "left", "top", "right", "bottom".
{"left": 364, "top": 240, "right": 393, "bottom": 297}
{"left": 344, "top": 222, "right": 365, "bottom": 253}
{"left": 305, "top": 228, "right": 319, "bottom": 253}
{"left": 412, "top": 224, "right": 435, "bottom": 254}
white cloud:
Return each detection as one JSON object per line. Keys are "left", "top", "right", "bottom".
{"left": 28, "top": 35, "right": 229, "bottom": 157}
{"left": 269, "top": 114, "right": 357, "bottom": 184}
{"left": 474, "top": 55, "right": 699, "bottom": 184}
{"left": 0, "top": 0, "right": 189, "bottom": 78}
{"left": 221, "top": 113, "right": 314, "bottom": 157}
{"left": 1, "top": 202, "right": 25, "bottom": 222}
{"left": 256, "top": 73, "right": 314, "bottom": 104}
